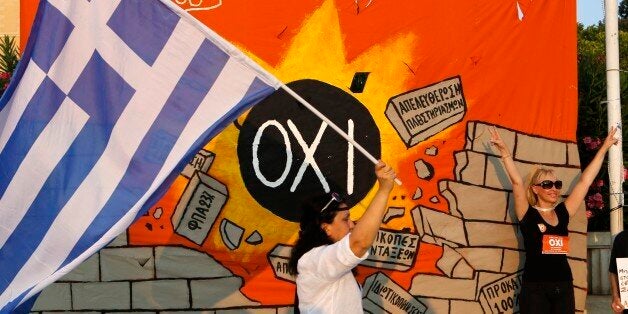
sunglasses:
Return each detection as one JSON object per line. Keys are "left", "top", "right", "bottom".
{"left": 320, "top": 192, "right": 343, "bottom": 213}
{"left": 534, "top": 180, "right": 563, "bottom": 190}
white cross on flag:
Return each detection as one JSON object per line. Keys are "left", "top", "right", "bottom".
{"left": 0, "top": 0, "right": 280, "bottom": 311}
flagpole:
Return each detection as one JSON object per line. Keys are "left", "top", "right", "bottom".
{"left": 604, "top": 0, "right": 624, "bottom": 237}
{"left": 157, "top": 1, "right": 401, "bottom": 185}
{"left": 279, "top": 84, "right": 402, "bottom": 185}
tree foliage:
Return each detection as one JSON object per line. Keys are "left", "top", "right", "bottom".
{"left": 577, "top": 6, "right": 628, "bottom": 230}
{"left": 0, "top": 35, "right": 19, "bottom": 98}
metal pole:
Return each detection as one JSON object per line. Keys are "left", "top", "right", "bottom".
{"left": 604, "top": 0, "right": 624, "bottom": 237}
{"left": 280, "top": 84, "right": 402, "bottom": 185}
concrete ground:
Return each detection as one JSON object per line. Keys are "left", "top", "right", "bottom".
{"left": 586, "top": 294, "right": 612, "bottom": 314}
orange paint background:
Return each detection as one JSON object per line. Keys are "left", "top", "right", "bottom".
{"left": 20, "top": 0, "right": 577, "bottom": 307}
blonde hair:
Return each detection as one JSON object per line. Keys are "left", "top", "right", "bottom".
{"left": 525, "top": 166, "right": 556, "bottom": 206}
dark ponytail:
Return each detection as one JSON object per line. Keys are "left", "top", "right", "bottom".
{"left": 287, "top": 193, "right": 345, "bottom": 275}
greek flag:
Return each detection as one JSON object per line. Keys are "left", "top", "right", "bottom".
{"left": 0, "top": 0, "right": 279, "bottom": 311}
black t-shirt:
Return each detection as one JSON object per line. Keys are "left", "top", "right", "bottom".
{"left": 610, "top": 231, "right": 628, "bottom": 274}
{"left": 519, "top": 202, "right": 572, "bottom": 282}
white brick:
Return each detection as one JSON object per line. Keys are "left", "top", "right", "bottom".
{"left": 416, "top": 297, "right": 449, "bottom": 314}
{"left": 454, "top": 151, "right": 486, "bottom": 186}
{"left": 410, "top": 273, "right": 478, "bottom": 300}
{"left": 191, "top": 278, "right": 259, "bottom": 308}
{"left": 362, "top": 272, "right": 427, "bottom": 314}
{"left": 73, "top": 282, "right": 130, "bottom": 310}
{"left": 132, "top": 280, "right": 189, "bottom": 310}
{"left": 155, "top": 246, "right": 232, "bottom": 279}
{"left": 101, "top": 247, "right": 154, "bottom": 281}
{"left": 277, "top": 307, "right": 296, "bottom": 314}
{"left": 567, "top": 142, "right": 581, "bottom": 166}
{"left": 438, "top": 245, "right": 474, "bottom": 279}
{"left": 570, "top": 232, "right": 587, "bottom": 260}
{"left": 569, "top": 258, "right": 587, "bottom": 289}
{"left": 59, "top": 253, "right": 100, "bottom": 282}
{"left": 501, "top": 249, "right": 525, "bottom": 273}
{"left": 451, "top": 300, "right": 484, "bottom": 314}
{"left": 107, "top": 231, "right": 128, "bottom": 247}
{"left": 31, "top": 283, "right": 71, "bottom": 311}
{"left": 516, "top": 133, "right": 568, "bottom": 165}
{"left": 575, "top": 286, "right": 586, "bottom": 312}
{"left": 441, "top": 181, "right": 509, "bottom": 222}
{"left": 412, "top": 206, "right": 467, "bottom": 245}
{"left": 465, "top": 221, "right": 523, "bottom": 250}
{"left": 465, "top": 122, "right": 516, "bottom": 158}
{"left": 569, "top": 206, "right": 587, "bottom": 233}
{"left": 454, "top": 247, "right": 504, "bottom": 273}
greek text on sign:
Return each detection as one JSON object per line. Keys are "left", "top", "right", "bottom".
{"left": 181, "top": 149, "right": 215, "bottom": 178}
{"left": 267, "top": 244, "right": 295, "bottom": 283}
{"left": 362, "top": 272, "right": 427, "bottom": 314}
{"left": 479, "top": 271, "right": 523, "bottom": 314}
{"left": 171, "top": 171, "right": 228, "bottom": 245}
{"left": 385, "top": 76, "right": 467, "bottom": 147}
{"left": 616, "top": 258, "right": 628, "bottom": 307}
{"left": 361, "top": 229, "right": 420, "bottom": 271}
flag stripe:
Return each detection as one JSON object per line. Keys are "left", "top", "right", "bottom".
{"left": 0, "top": 13, "right": 208, "bottom": 296}
{"left": 0, "top": 78, "right": 65, "bottom": 197}
{"left": 107, "top": 0, "right": 180, "bottom": 66}
{"left": 0, "top": 32, "right": 232, "bottom": 301}
{"left": 0, "top": 61, "right": 47, "bottom": 153}
{"left": 30, "top": 1, "right": 74, "bottom": 73}
{"left": 47, "top": 1, "right": 143, "bottom": 94}
{"left": 0, "top": 0, "right": 282, "bottom": 310}
{"left": 0, "top": 52, "right": 136, "bottom": 293}
{"left": 62, "top": 65, "right": 274, "bottom": 275}
{"left": 0, "top": 98, "right": 88, "bottom": 249}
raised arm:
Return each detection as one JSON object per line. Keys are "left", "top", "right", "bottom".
{"left": 489, "top": 127, "right": 528, "bottom": 220}
{"left": 349, "top": 161, "right": 395, "bottom": 257}
{"left": 564, "top": 127, "right": 619, "bottom": 216}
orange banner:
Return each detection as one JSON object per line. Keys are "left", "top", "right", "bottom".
{"left": 21, "top": 1, "right": 582, "bottom": 313}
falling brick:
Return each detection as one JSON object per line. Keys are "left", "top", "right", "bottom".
{"left": 181, "top": 150, "right": 215, "bottom": 179}
{"left": 362, "top": 272, "right": 427, "bottom": 314}
{"left": 171, "top": 172, "right": 228, "bottom": 245}
{"left": 383, "top": 207, "right": 405, "bottom": 223}
{"left": 440, "top": 181, "right": 509, "bottom": 222}
{"left": 385, "top": 76, "right": 467, "bottom": 147}
{"left": 349, "top": 72, "right": 370, "bottom": 93}
{"left": 414, "top": 159, "right": 434, "bottom": 180}
{"left": 429, "top": 196, "right": 439, "bottom": 204}
{"left": 362, "top": 229, "right": 420, "bottom": 271}
{"left": 425, "top": 146, "right": 438, "bottom": 156}
{"left": 153, "top": 207, "right": 163, "bottom": 219}
{"left": 220, "top": 219, "right": 244, "bottom": 250}
{"left": 437, "top": 245, "right": 474, "bottom": 279}
{"left": 268, "top": 244, "right": 295, "bottom": 282}
{"left": 478, "top": 271, "right": 523, "bottom": 313}
{"left": 246, "top": 231, "right": 263, "bottom": 245}
{"left": 411, "top": 206, "right": 467, "bottom": 245}
{"left": 410, "top": 273, "right": 478, "bottom": 301}
{"left": 413, "top": 187, "right": 423, "bottom": 200}
{"left": 415, "top": 297, "right": 449, "bottom": 314}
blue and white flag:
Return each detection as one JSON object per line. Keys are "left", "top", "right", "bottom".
{"left": 0, "top": 0, "right": 280, "bottom": 311}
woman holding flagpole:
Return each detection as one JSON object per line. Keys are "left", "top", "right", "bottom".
{"left": 489, "top": 126, "right": 618, "bottom": 314}
{"left": 287, "top": 160, "right": 395, "bottom": 313}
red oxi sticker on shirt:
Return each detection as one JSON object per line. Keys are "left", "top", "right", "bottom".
{"left": 542, "top": 235, "right": 569, "bottom": 254}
